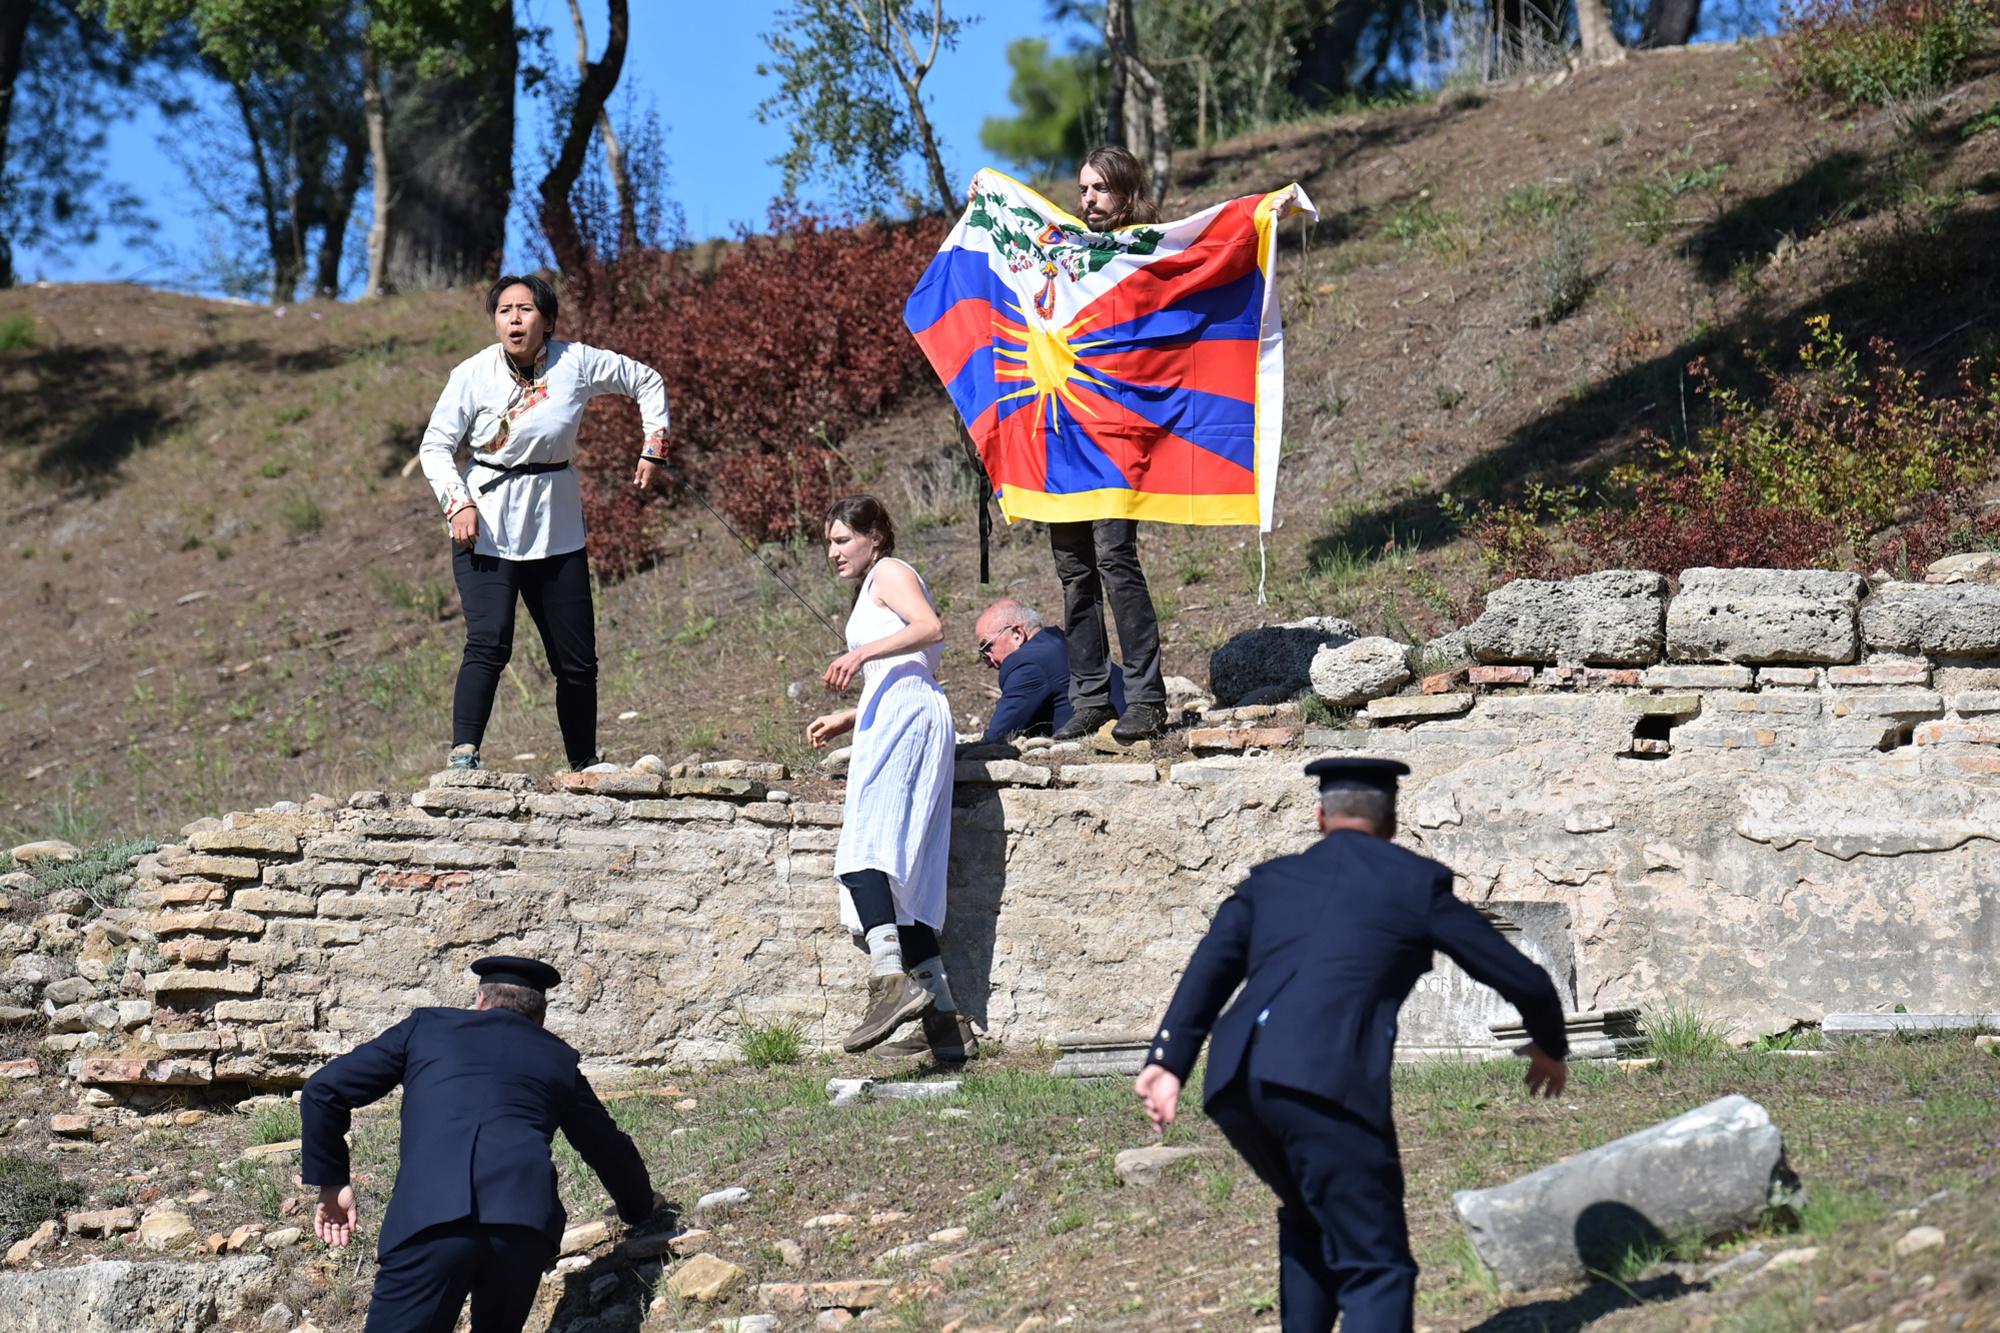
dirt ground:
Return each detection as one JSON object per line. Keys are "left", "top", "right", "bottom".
{"left": 8, "top": 41, "right": 2000, "bottom": 842}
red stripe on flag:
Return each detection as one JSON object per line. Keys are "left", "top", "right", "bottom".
{"left": 1067, "top": 386, "right": 1254, "bottom": 496}
{"left": 1075, "top": 199, "right": 1262, "bottom": 330}
{"left": 1085, "top": 338, "right": 1259, "bottom": 402}
{"left": 912, "top": 296, "right": 1003, "bottom": 385}
{"left": 974, "top": 399, "right": 1050, "bottom": 496}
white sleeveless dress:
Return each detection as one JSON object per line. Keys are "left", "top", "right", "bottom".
{"left": 833, "top": 558, "right": 956, "bottom": 932}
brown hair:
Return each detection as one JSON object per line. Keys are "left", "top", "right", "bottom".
{"left": 1081, "top": 147, "right": 1161, "bottom": 228}
{"left": 824, "top": 494, "right": 896, "bottom": 559}
{"left": 478, "top": 981, "right": 547, "bottom": 1023}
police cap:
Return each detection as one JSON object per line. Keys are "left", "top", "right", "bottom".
{"left": 471, "top": 955, "right": 562, "bottom": 992}
{"left": 1303, "top": 756, "right": 1410, "bottom": 794}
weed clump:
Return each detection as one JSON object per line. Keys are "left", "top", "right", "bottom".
{"left": 1773, "top": 0, "right": 1993, "bottom": 106}
{"left": 0, "top": 1155, "right": 84, "bottom": 1246}
{"left": 738, "top": 1016, "right": 808, "bottom": 1068}
{"left": 1644, "top": 1003, "right": 1736, "bottom": 1062}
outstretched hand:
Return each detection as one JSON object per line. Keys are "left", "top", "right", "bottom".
{"left": 1134, "top": 1065, "right": 1182, "bottom": 1133}
{"left": 1516, "top": 1042, "right": 1569, "bottom": 1099}
{"left": 314, "top": 1184, "right": 358, "bottom": 1248}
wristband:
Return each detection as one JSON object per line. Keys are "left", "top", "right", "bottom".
{"left": 444, "top": 497, "right": 474, "bottom": 520}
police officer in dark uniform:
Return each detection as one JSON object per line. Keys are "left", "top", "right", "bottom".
{"left": 1134, "top": 758, "right": 1572, "bottom": 1333}
{"left": 302, "top": 956, "right": 658, "bottom": 1333}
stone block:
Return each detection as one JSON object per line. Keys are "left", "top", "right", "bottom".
{"left": 1822, "top": 1012, "right": 2000, "bottom": 1035}
{"left": 1365, "top": 694, "right": 1473, "bottom": 722}
{"left": 522, "top": 792, "right": 623, "bottom": 822}
{"left": 77, "top": 1056, "right": 212, "bottom": 1086}
{"left": 178, "top": 855, "right": 262, "bottom": 882}
{"left": 1949, "top": 690, "right": 2000, "bottom": 714}
{"left": 1420, "top": 667, "right": 1469, "bottom": 694}
{"left": 1624, "top": 693, "right": 1700, "bottom": 718}
{"left": 187, "top": 829, "right": 299, "bottom": 857}
{"left": 1827, "top": 689, "right": 1943, "bottom": 720}
{"left": 263, "top": 862, "right": 363, "bottom": 888}
{"left": 1581, "top": 668, "right": 1643, "bottom": 688}
{"left": 410, "top": 788, "right": 521, "bottom": 816}
{"left": 1114, "top": 1145, "right": 1212, "bottom": 1187}
{"left": 1914, "top": 720, "right": 2000, "bottom": 745}
{"left": 145, "top": 969, "right": 261, "bottom": 996}
{"left": 1057, "top": 763, "right": 1159, "bottom": 785}
{"left": 1826, "top": 659, "right": 1931, "bottom": 686}
{"left": 426, "top": 768, "right": 533, "bottom": 791}
{"left": 1666, "top": 568, "right": 1863, "bottom": 664}
{"left": 231, "top": 890, "right": 316, "bottom": 915}
{"left": 1757, "top": 667, "right": 1821, "bottom": 688}
{"left": 1861, "top": 582, "right": 2000, "bottom": 656}
{"left": 954, "top": 760, "right": 1052, "bottom": 787}
{"left": 1308, "top": 637, "right": 1411, "bottom": 708}
{"left": 315, "top": 892, "right": 420, "bottom": 919}
{"left": 1208, "top": 616, "right": 1359, "bottom": 706}
{"left": 214, "top": 1000, "right": 315, "bottom": 1023}
{"left": 150, "top": 910, "right": 266, "bottom": 937}
{"left": 664, "top": 1253, "right": 749, "bottom": 1303}
{"left": 1186, "top": 727, "right": 1299, "bottom": 752}
{"left": 1704, "top": 692, "right": 1822, "bottom": 717}
{"left": 627, "top": 799, "right": 739, "bottom": 822}
{"left": 1467, "top": 571, "right": 1666, "bottom": 666}
{"left": 755, "top": 1279, "right": 897, "bottom": 1312}
{"left": 1640, "top": 664, "right": 1754, "bottom": 689}
{"left": 156, "top": 1030, "right": 237, "bottom": 1053}
{"left": 794, "top": 803, "right": 844, "bottom": 826}
{"left": 1454, "top": 1095, "right": 1794, "bottom": 1289}
{"left": 1468, "top": 665, "right": 1534, "bottom": 686}
{"left": 65, "top": 1207, "right": 138, "bottom": 1237}
{"left": 553, "top": 770, "right": 666, "bottom": 797}
{"left": 667, "top": 777, "right": 768, "bottom": 800}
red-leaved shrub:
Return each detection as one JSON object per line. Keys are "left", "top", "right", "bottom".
{"left": 1770, "top": 0, "right": 1993, "bottom": 106}
{"left": 565, "top": 210, "right": 949, "bottom": 578}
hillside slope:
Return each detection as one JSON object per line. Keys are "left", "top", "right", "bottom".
{"left": 7, "top": 40, "right": 2000, "bottom": 839}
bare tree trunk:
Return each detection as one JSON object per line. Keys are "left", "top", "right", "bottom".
{"left": 539, "top": 0, "right": 626, "bottom": 276}
{"left": 1103, "top": 0, "right": 1131, "bottom": 148}
{"left": 1639, "top": 0, "right": 1702, "bottom": 46}
{"left": 1575, "top": 0, "right": 1626, "bottom": 65}
{"left": 362, "top": 41, "right": 389, "bottom": 298}
{"left": 1126, "top": 56, "right": 1169, "bottom": 207}
{"left": 232, "top": 82, "right": 297, "bottom": 304}
{"left": 850, "top": 0, "right": 955, "bottom": 216}
{"left": 1289, "top": 0, "right": 1373, "bottom": 106}
{"left": 314, "top": 130, "right": 366, "bottom": 297}
{"left": 0, "top": 0, "right": 34, "bottom": 287}
{"left": 566, "top": 0, "right": 636, "bottom": 254}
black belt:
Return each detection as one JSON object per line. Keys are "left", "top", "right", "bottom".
{"left": 473, "top": 458, "right": 571, "bottom": 494}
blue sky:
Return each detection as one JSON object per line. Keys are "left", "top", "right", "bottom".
{"left": 14, "top": 0, "right": 1062, "bottom": 293}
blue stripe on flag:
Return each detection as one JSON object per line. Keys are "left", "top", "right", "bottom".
{"left": 1082, "top": 270, "right": 1265, "bottom": 351}
{"left": 1083, "top": 378, "right": 1256, "bottom": 473}
{"left": 903, "top": 248, "right": 1019, "bottom": 334}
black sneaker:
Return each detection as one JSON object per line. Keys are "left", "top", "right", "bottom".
{"left": 843, "top": 974, "right": 933, "bottom": 1053}
{"left": 1112, "top": 702, "right": 1167, "bottom": 743}
{"left": 1052, "top": 705, "right": 1117, "bottom": 742}
{"left": 874, "top": 1011, "right": 981, "bottom": 1063}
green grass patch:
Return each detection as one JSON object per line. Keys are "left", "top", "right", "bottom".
{"left": 0, "top": 315, "right": 36, "bottom": 352}
{"left": 246, "top": 1100, "right": 302, "bottom": 1144}
{"left": 1644, "top": 1003, "right": 1736, "bottom": 1061}
{"left": 738, "top": 1015, "right": 808, "bottom": 1068}
{"left": 0, "top": 1155, "right": 85, "bottom": 1246}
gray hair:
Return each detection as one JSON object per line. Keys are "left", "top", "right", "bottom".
{"left": 984, "top": 598, "right": 1042, "bottom": 631}
{"left": 478, "top": 981, "right": 547, "bottom": 1022}
{"left": 1319, "top": 785, "right": 1394, "bottom": 830}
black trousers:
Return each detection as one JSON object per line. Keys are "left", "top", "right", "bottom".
{"left": 1048, "top": 519, "right": 1166, "bottom": 709}
{"left": 364, "top": 1219, "right": 553, "bottom": 1333}
{"left": 839, "top": 869, "right": 940, "bottom": 966}
{"left": 452, "top": 545, "right": 597, "bottom": 768}
{"left": 1207, "top": 1077, "right": 1418, "bottom": 1333}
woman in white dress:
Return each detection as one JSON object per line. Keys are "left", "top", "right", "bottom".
{"left": 806, "top": 496, "right": 973, "bottom": 1059}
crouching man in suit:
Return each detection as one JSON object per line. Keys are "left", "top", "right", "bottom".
{"left": 303, "top": 956, "right": 659, "bottom": 1333}
{"left": 1135, "top": 759, "right": 1573, "bottom": 1333}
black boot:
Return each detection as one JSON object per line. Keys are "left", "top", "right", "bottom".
{"left": 1052, "top": 705, "right": 1117, "bottom": 741}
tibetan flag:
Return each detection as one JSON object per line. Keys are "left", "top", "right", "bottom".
{"left": 903, "top": 168, "right": 1316, "bottom": 531}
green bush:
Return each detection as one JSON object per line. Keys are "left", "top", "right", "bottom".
{"left": 1774, "top": 0, "right": 1994, "bottom": 106}
{"left": 0, "top": 1155, "right": 84, "bottom": 1246}
{"left": 0, "top": 315, "right": 34, "bottom": 352}
{"left": 738, "top": 1016, "right": 808, "bottom": 1068}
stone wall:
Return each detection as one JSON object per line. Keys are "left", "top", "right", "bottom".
{"left": 25, "top": 566, "right": 2000, "bottom": 1099}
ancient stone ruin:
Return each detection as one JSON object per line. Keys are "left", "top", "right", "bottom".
{"left": 12, "top": 566, "right": 2000, "bottom": 1107}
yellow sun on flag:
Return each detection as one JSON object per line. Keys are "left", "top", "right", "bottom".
{"left": 993, "top": 306, "right": 1113, "bottom": 428}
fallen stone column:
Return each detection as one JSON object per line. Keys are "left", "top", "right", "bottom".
{"left": 1453, "top": 1094, "right": 1798, "bottom": 1289}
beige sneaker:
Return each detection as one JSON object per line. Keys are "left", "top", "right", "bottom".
{"left": 874, "top": 1010, "right": 980, "bottom": 1063}
{"left": 843, "top": 974, "right": 933, "bottom": 1053}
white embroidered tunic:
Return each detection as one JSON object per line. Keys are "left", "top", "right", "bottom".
{"left": 417, "top": 340, "right": 670, "bottom": 561}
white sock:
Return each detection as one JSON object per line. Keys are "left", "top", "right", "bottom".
{"left": 864, "top": 926, "right": 904, "bottom": 977}
{"left": 909, "top": 960, "right": 957, "bottom": 1012}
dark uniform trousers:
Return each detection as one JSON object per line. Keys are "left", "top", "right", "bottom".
{"left": 1208, "top": 1068, "right": 1417, "bottom": 1333}
{"left": 1145, "top": 830, "right": 1569, "bottom": 1333}
{"left": 366, "top": 1219, "right": 551, "bottom": 1333}
{"left": 302, "top": 1007, "right": 655, "bottom": 1333}
{"left": 1048, "top": 518, "right": 1166, "bottom": 709}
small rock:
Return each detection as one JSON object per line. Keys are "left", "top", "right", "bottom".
{"left": 632, "top": 753, "right": 668, "bottom": 774}
{"left": 674, "top": 1097, "right": 697, "bottom": 1111}
{"left": 226, "top": 1224, "right": 262, "bottom": 1251}
{"left": 817, "top": 1311, "right": 856, "bottom": 1331}
{"left": 5, "top": 1218, "right": 60, "bottom": 1265}
{"left": 560, "top": 1219, "right": 610, "bottom": 1254}
{"left": 1975, "top": 1034, "right": 1998, "bottom": 1051}
{"left": 663, "top": 1252, "right": 749, "bottom": 1303}
{"left": 66, "top": 1206, "right": 138, "bottom": 1237}
{"left": 1114, "top": 1145, "right": 1210, "bottom": 1187}
{"left": 10, "top": 839, "right": 80, "bottom": 864}
{"left": 805, "top": 1213, "right": 855, "bottom": 1229}
{"left": 1763, "top": 1246, "right": 1818, "bottom": 1271}
{"left": 694, "top": 1186, "right": 750, "bottom": 1213}
{"left": 928, "top": 1226, "right": 969, "bottom": 1244}
{"left": 776, "top": 1238, "right": 805, "bottom": 1267}
{"left": 174, "top": 1110, "right": 205, "bottom": 1127}
{"left": 260, "top": 1302, "right": 295, "bottom": 1331}
{"left": 867, "top": 1210, "right": 912, "bottom": 1226}
{"left": 1894, "top": 1225, "right": 1946, "bottom": 1257}
{"left": 873, "top": 1240, "right": 932, "bottom": 1266}
{"left": 137, "top": 1209, "right": 197, "bottom": 1252}
{"left": 48, "top": 1113, "right": 95, "bottom": 1138}
{"left": 262, "top": 1226, "right": 303, "bottom": 1248}
{"left": 720, "top": 1318, "right": 780, "bottom": 1333}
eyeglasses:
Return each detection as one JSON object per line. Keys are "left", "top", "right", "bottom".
{"left": 977, "top": 623, "right": 1024, "bottom": 666}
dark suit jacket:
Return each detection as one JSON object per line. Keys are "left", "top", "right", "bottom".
{"left": 982, "top": 627, "right": 1124, "bottom": 742}
{"left": 300, "top": 1007, "right": 654, "bottom": 1257}
{"left": 1147, "top": 830, "right": 1569, "bottom": 1134}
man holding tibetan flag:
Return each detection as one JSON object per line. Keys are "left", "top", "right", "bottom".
{"left": 905, "top": 150, "right": 1317, "bottom": 742}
